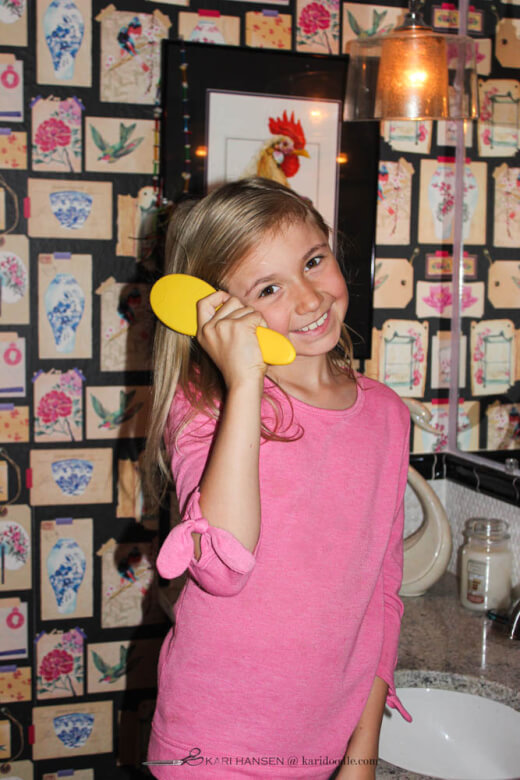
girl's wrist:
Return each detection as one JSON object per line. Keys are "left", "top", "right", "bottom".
{"left": 225, "top": 374, "right": 265, "bottom": 397}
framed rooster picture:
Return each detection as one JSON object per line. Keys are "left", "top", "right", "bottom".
{"left": 161, "top": 41, "right": 379, "bottom": 358}
{"left": 206, "top": 92, "right": 340, "bottom": 233}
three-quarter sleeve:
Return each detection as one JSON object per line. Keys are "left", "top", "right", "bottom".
{"left": 157, "top": 399, "right": 258, "bottom": 597}
{"left": 156, "top": 488, "right": 256, "bottom": 596}
{"left": 376, "top": 416, "right": 413, "bottom": 722}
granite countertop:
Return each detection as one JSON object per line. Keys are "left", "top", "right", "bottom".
{"left": 376, "top": 571, "right": 520, "bottom": 779}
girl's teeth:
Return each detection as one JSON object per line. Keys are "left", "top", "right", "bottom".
{"left": 299, "top": 312, "right": 328, "bottom": 332}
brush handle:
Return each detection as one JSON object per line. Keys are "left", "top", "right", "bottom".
{"left": 254, "top": 326, "right": 295, "bottom": 366}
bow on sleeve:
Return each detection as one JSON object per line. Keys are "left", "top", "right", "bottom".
{"left": 155, "top": 491, "right": 257, "bottom": 586}
{"left": 386, "top": 688, "right": 413, "bottom": 723}
{"left": 156, "top": 517, "right": 211, "bottom": 579}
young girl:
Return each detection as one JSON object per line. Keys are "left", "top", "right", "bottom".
{"left": 145, "top": 177, "right": 411, "bottom": 779}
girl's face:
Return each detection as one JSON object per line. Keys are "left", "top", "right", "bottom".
{"left": 225, "top": 218, "right": 349, "bottom": 359}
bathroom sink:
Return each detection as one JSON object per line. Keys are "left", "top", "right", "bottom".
{"left": 380, "top": 684, "right": 520, "bottom": 779}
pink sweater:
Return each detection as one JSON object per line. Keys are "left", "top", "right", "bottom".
{"left": 148, "top": 374, "right": 411, "bottom": 778}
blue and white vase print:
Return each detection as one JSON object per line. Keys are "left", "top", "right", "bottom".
{"left": 49, "top": 190, "right": 93, "bottom": 230}
{"left": 44, "top": 0, "right": 84, "bottom": 80}
{"left": 51, "top": 458, "right": 93, "bottom": 496}
{"left": 45, "top": 272, "right": 85, "bottom": 353}
{"left": 47, "top": 537, "right": 86, "bottom": 614}
{"left": 53, "top": 712, "right": 94, "bottom": 748}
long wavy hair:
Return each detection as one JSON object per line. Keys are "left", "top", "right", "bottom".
{"left": 143, "top": 177, "right": 356, "bottom": 509}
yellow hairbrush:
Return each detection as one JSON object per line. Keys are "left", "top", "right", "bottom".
{"left": 150, "top": 274, "right": 296, "bottom": 366}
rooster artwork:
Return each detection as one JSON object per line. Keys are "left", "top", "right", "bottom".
{"left": 244, "top": 110, "right": 310, "bottom": 187}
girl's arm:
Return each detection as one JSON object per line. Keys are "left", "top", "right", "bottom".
{"left": 156, "top": 291, "right": 267, "bottom": 593}
{"left": 193, "top": 290, "right": 267, "bottom": 557}
{"left": 194, "top": 378, "right": 263, "bottom": 557}
{"left": 336, "top": 676, "right": 387, "bottom": 779}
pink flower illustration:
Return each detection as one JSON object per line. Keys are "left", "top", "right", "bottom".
{"left": 422, "top": 284, "right": 452, "bottom": 313}
{"left": 299, "top": 2, "right": 331, "bottom": 35}
{"left": 37, "top": 390, "right": 72, "bottom": 425}
{"left": 39, "top": 649, "right": 74, "bottom": 683}
{"left": 62, "top": 630, "right": 83, "bottom": 654}
{"left": 461, "top": 286, "right": 478, "bottom": 310}
{"left": 34, "top": 118, "right": 71, "bottom": 153}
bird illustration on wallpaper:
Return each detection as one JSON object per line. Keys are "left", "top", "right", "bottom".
{"left": 43, "top": 0, "right": 84, "bottom": 80}
{"left": 47, "top": 537, "right": 87, "bottom": 614}
{"left": 91, "top": 644, "right": 135, "bottom": 685}
{"left": 342, "top": 2, "right": 406, "bottom": 52}
{"left": 44, "top": 272, "right": 85, "bottom": 353}
{"left": 98, "top": 279, "right": 153, "bottom": 371}
{"left": 244, "top": 111, "right": 309, "bottom": 187}
{"left": 96, "top": 7, "right": 171, "bottom": 104}
{"left": 86, "top": 118, "right": 154, "bottom": 174}
{"left": 345, "top": 6, "right": 394, "bottom": 39}
{"left": 89, "top": 389, "right": 143, "bottom": 431}
{"left": 100, "top": 539, "right": 162, "bottom": 628}
{"left": 89, "top": 121, "right": 143, "bottom": 163}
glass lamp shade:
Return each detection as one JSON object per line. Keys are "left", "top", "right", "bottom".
{"left": 376, "top": 29, "right": 449, "bottom": 119}
{"left": 344, "top": 32, "right": 478, "bottom": 121}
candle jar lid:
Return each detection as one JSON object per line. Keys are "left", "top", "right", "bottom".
{"left": 464, "top": 517, "right": 510, "bottom": 542}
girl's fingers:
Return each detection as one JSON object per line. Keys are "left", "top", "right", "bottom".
{"left": 196, "top": 290, "right": 231, "bottom": 329}
{"left": 197, "top": 294, "right": 255, "bottom": 333}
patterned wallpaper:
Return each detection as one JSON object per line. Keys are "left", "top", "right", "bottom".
{"left": 0, "top": 0, "right": 519, "bottom": 777}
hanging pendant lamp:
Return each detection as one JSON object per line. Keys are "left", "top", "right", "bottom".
{"left": 344, "top": 0, "right": 478, "bottom": 121}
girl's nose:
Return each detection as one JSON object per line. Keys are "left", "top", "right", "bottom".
{"left": 293, "top": 280, "right": 322, "bottom": 315}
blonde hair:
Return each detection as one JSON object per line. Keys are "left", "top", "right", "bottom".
{"left": 143, "top": 177, "right": 355, "bottom": 509}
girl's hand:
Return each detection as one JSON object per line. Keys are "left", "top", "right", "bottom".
{"left": 196, "top": 290, "right": 267, "bottom": 389}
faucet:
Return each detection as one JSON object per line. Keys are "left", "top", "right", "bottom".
{"left": 487, "top": 599, "right": 520, "bottom": 640}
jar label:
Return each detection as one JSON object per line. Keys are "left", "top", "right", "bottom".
{"left": 466, "top": 559, "right": 487, "bottom": 604}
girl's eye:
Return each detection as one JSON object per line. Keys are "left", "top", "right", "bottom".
{"left": 259, "top": 284, "right": 279, "bottom": 298}
{"left": 305, "top": 255, "right": 324, "bottom": 270}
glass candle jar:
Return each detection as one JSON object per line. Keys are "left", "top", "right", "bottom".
{"left": 460, "top": 518, "right": 512, "bottom": 612}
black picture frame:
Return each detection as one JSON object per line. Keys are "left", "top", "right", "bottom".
{"left": 160, "top": 41, "right": 378, "bottom": 359}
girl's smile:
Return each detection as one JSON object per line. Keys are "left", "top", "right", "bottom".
{"left": 294, "top": 309, "right": 329, "bottom": 333}
{"left": 225, "top": 217, "right": 349, "bottom": 360}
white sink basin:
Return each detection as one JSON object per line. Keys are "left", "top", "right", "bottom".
{"left": 380, "top": 686, "right": 520, "bottom": 779}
